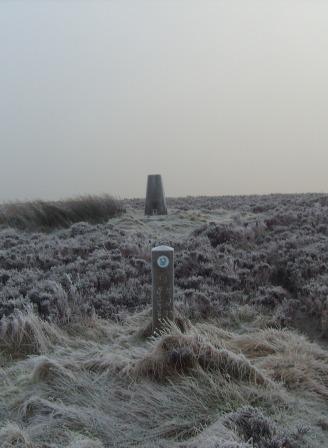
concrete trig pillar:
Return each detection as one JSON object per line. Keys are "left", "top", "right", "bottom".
{"left": 145, "top": 174, "right": 167, "bottom": 216}
{"left": 152, "top": 245, "right": 174, "bottom": 332}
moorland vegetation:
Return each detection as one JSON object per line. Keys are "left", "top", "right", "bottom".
{"left": 0, "top": 193, "right": 327, "bottom": 447}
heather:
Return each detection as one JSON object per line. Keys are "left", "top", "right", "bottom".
{"left": 0, "top": 193, "right": 327, "bottom": 447}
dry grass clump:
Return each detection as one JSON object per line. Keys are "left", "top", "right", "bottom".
{"left": 29, "top": 279, "right": 96, "bottom": 326}
{"left": 227, "top": 328, "right": 295, "bottom": 359}
{"left": 138, "top": 314, "right": 192, "bottom": 339}
{"left": 0, "top": 194, "right": 124, "bottom": 231}
{"left": 31, "top": 357, "right": 76, "bottom": 383}
{"left": 263, "top": 350, "right": 328, "bottom": 399}
{"left": 0, "top": 311, "right": 64, "bottom": 356}
{"left": 133, "top": 333, "right": 269, "bottom": 385}
{"left": 225, "top": 328, "right": 328, "bottom": 399}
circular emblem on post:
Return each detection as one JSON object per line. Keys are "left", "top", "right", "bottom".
{"left": 157, "top": 255, "right": 170, "bottom": 269}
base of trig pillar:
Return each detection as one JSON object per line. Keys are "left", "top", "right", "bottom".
{"left": 145, "top": 174, "right": 168, "bottom": 216}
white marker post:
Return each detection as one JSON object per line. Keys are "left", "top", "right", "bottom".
{"left": 152, "top": 245, "right": 174, "bottom": 332}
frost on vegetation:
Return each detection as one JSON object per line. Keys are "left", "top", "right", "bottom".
{"left": 0, "top": 310, "right": 63, "bottom": 355}
{"left": 0, "top": 422, "right": 33, "bottom": 448}
{"left": 0, "top": 195, "right": 124, "bottom": 231}
{"left": 0, "top": 194, "right": 328, "bottom": 334}
{"left": 0, "top": 223, "right": 151, "bottom": 322}
{"left": 0, "top": 312, "right": 324, "bottom": 447}
{"left": 133, "top": 332, "right": 269, "bottom": 385}
{"left": 224, "top": 406, "right": 309, "bottom": 448}
{"left": 0, "top": 194, "right": 327, "bottom": 447}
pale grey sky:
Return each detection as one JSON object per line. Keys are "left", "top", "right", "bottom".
{"left": 1, "top": 0, "right": 328, "bottom": 201}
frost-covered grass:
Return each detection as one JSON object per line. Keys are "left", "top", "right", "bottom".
{"left": 0, "top": 311, "right": 323, "bottom": 447}
{"left": 0, "top": 193, "right": 328, "bottom": 446}
{"left": 0, "top": 195, "right": 124, "bottom": 231}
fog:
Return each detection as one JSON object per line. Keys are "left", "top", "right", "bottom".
{"left": 1, "top": 0, "right": 328, "bottom": 201}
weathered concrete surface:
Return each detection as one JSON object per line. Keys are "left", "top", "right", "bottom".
{"left": 145, "top": 174, "right": 167, "bottom": 216}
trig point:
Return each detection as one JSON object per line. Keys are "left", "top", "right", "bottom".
{"left": 145, "top": 174, "right": 167, "bottom": 216}
{"left": 152, "top": 245, "right": 174, "bottom": 332}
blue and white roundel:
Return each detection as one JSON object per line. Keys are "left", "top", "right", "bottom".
{"left": 157, "top": 255, "right": 170, "bottom": 269}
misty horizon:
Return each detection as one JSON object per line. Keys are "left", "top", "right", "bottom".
{"left": 1, "top": 0, "right": 328, "bottom": 202}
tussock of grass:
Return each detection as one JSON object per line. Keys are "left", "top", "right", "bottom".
{"left": 263, "top": 350, "right": 328, "bottom": 399}
{"left": 224, "top": 328, "right": 328, "bottom": 399}
{"left": 0, "top": 311, "right": 64, "bottom": 356}
{"left": 133, "top": 333, "right": 269, "bottom": 385}
{"left": 31, "top": 357, "right": 76, "bottom": 383}
{"left": 0, "top": 194, "right": 124, "bottom": 231}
